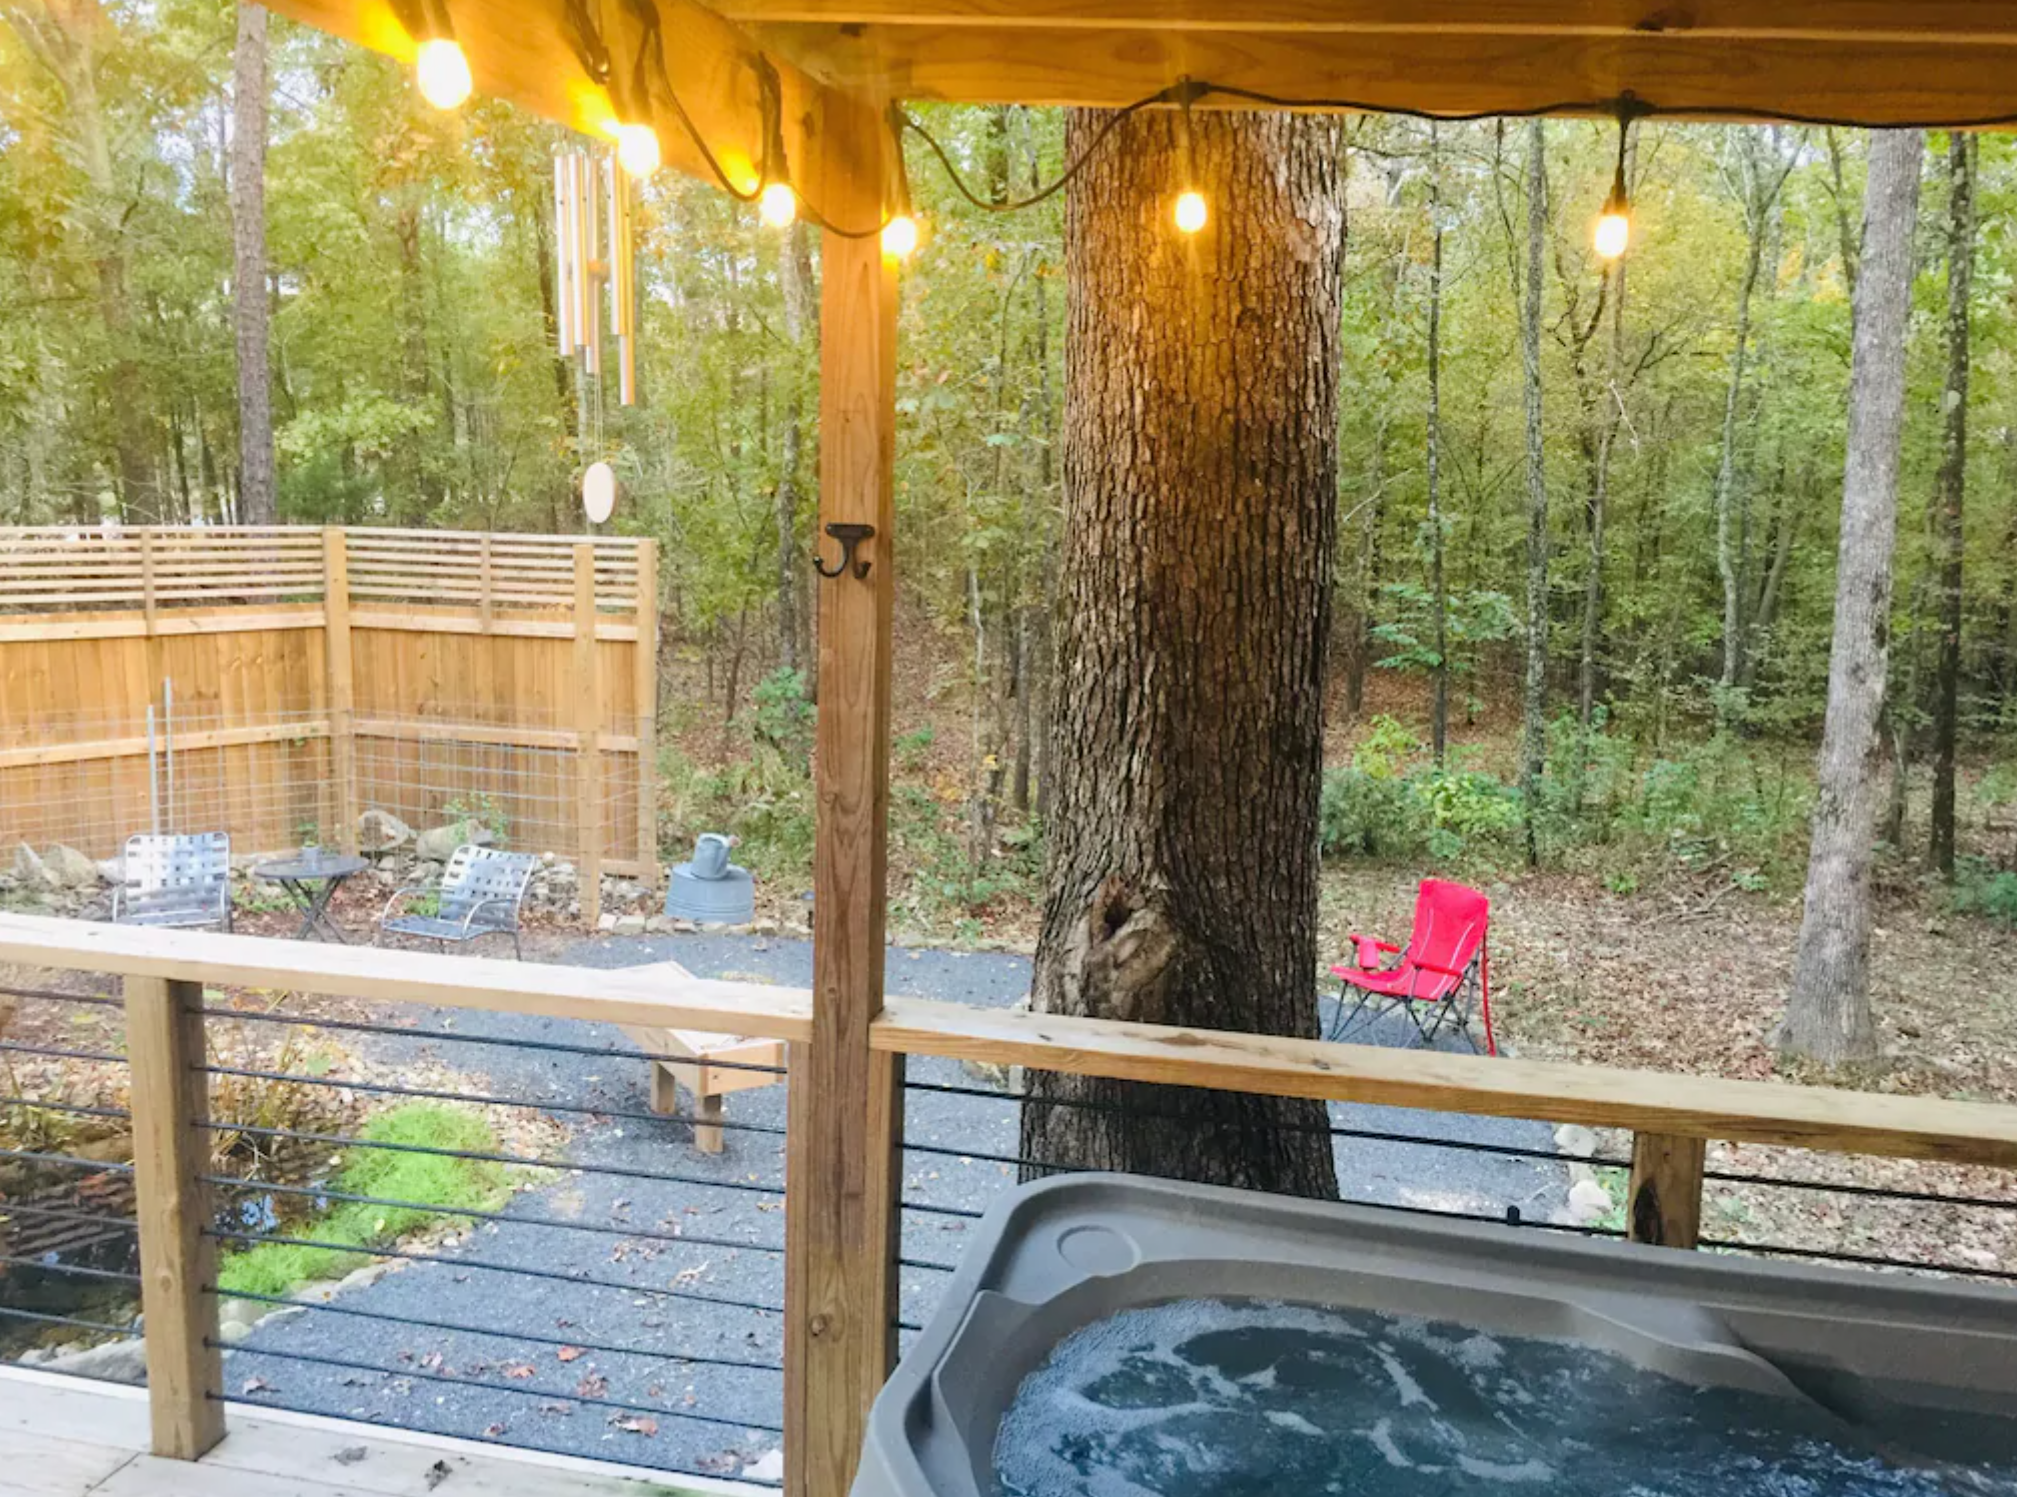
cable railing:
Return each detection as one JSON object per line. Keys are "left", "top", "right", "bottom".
{"left": 3, "top": 912, "right": 2017, "bottom": 1495}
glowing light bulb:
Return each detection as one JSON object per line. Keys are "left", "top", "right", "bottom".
{"left": 1174, "top": 189, "right": 1209, "bottom": 235}
{"left": 616, "top": 123, "right": 661, "bottom": 180}
{"left": 1594, "top": 209, "right": 1630, "bottom": 261}
{"left": 759, "top": 180, "right": 798, "bottom": 228}
{"left": 415, "top": 38, "right": 472, "bottom": 111}
{"left": 882, "top": 213, "right": 920, "bottom": 260}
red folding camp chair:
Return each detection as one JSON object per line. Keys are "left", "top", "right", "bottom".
{"left": 1329, "top": 878, "right": 1496, "bottom": 1056}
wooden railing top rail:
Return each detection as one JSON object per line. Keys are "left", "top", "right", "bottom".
{"left": 8, "top": 913, "right": 2017, "bottom": 1172}
{"left": 872, "top": 997, "right": 2017, "bottom": 1171}
{"left": 0, "top": 914, "right": 811, "bottom": 1042}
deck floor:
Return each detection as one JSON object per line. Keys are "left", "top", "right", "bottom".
{"left": 0, "top": 1368, "right": 747, "bottom": 1497}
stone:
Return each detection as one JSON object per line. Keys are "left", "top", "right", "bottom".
{"left": 1553, "top": 1123, "right": 1599, "bottom": 1160}
{"left": 11, "top": 843, "right": 52, "bottom": 889}
{"left": 415, "top": 820, "right": 494, "bottom": 862}
{"left": 597, "top": 912, "right": 618, "bottom": 933}
{"left": 357, "top": 808, "right": 415, "bottom": 854}
{"left": 41, "top": 843, "right": 100, "bottom": 891}
{"left": 644, "top": 915, "right": 672, "bottom": 935}
{"left": 613, "top": 914, "right": 647, "bottom": 936}
{"left": 216, "top": 1297, "right": 261, "bottom": 1333}
{"left": 752, "top": 917, "right": 779, "bottom": 935}
{"left": 97, "top": 857, "right": 125, "bottom": 885}
{"left": 744, "top": 1450, "right": 785, "bottom": 1483}
{"left": 217, "top": 1321, "right": 253, "bottom": 1347}
{"left": 15, "top": 1346, "right": 54, "bottom": 1366}
{"left": 44, "top": 1336, "right": 148, "bottom": 1384}
{"left": 1566, "top": 1178, "right": 1613, "bottom": 1226}
{"left": 672, "top": 919, "right": 698, "bottom": 934}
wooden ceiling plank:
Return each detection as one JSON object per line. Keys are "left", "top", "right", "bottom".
{"left": 752, "top": 22, "right": 2017, "bottom": 124}
{"left": 719, "top": 0, "right": 2017, "bottom": 47}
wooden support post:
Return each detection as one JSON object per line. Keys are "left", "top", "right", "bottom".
{"left": 323, "top": 529, "right": 359, "bottom": 855}
{"left": 1627, "top": 1131, "right": 1707, "bottom": 1249}
{"left": 785, "top": 91, "right": 901, "bottom": 1497}
{"left": 634, "top": 539, "right": 661, "bottom": 888}
{"left": 126, "top": 974, "right": 223, "bottom": 1461}
{"left": 574, "top": 543, "right": 604, "bottom": 927}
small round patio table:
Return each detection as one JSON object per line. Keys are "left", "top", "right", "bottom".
{"left": 253, "top": 850, "right": 369, "bottom": 943}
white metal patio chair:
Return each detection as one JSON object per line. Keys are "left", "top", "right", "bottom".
{"left": 377, "top": 844, "right": 537, "bottom": 959}
{"left": 111, "top": 832, "right": 232, "bottom": 932}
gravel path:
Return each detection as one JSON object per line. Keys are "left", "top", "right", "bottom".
{"left": 225, "top": 934, "right": 1566, "bottom": 1484}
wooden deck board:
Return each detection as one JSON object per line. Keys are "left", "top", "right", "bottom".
{"left": 0, "top": 1368, "right": 751, "bottom": 1497}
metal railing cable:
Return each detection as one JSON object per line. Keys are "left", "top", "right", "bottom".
{"left": 203, "top": 1174, "right": 783, "bottom": 1256}
{"left": 205, "top": 1286, "right": 785, "bottom": 1374}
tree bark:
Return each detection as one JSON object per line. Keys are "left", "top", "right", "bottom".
{"left": 1930, "top": 133, "right": 1975, "bottom": 879}
{"left": 230, "top": 3, "right": 275, "bottom": 525}
{"left": 1021, "top": 107, "right": 1343, "bottom": 1200}
{"left": 1519, "top": 119, "right": 1549, "bottom": 866}
{"left": 1782, "top": 129, "right": 1924, "bottom": 1065}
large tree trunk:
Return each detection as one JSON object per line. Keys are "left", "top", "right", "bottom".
{"left": 1782, "top": 129, "right": 1924, "bottom": 1065}
{"left": 230, "top": 2, "right": 276, "bottom": 525}
{"left": 1930, "top": 134, "right": 1975, "bottom": 879}
{"left": 1020, "top": 107, "right": 1343, "bottom": 1201}
{"left": 1518, "top": 119, "right": 1549, "bottom": 867}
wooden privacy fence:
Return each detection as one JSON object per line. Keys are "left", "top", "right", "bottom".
{"left": 1, "top": 914, "right": 2016, "bottom": 1495}
{"left": 0, "top": 527, "right": 659, "bottom": 920}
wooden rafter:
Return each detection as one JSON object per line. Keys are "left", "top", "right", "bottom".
{"left": 745, "top": 19, "right": 2017, "bottom": 122}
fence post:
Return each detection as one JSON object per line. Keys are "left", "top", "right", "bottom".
{"left": 479, "top": 533, "right": 495, "bottom": 634}
{"left": 126, "top": 974, "right": 223, "bottom": 1460}
{"left": 634, "top": 539, "right": 660, "bottom": 889}
{"left": 1627, "top": 1131, "right": 1707, "bottom": 1249}
{"left": 574, "top": 543, "right": 603, "bottom": 927}
{"left": 323, "top": 529, "right": 359, "bottom": 854}
{"left": 786, "top": 90, "right": 901, "bottom": 1497}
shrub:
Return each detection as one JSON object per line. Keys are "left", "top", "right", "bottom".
{"left": 752, "top": 667, "right": 814, "bottom": 762}
{"left": 1953, "top": 859, "right": 2017, "bottom": 929}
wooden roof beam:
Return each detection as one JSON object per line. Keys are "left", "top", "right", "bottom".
{"left": 748, "top": 21, "right": 2017, "bottom": 124}
{"left": 719, "top": 0, "right": 2017, "bottom": 47}
{"left": 262, "top": 0, "right": 864, "bottom": 193}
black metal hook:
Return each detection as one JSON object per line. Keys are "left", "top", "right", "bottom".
{"left": 813, "top": 522, "right": 875, "bottom": 581}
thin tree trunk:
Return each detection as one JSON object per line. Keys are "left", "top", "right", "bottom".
{"left": 1930, "top": 134, "right": 1975, "bottom": 879}
{"left": 1715, "top": 209, "right": 1765, "bottom": 717}
{"left": 1425, "top": 123, "right": 1448, "bottom": 768}
{"left": 775, "top": 221, "right": 815, "bottom": 677}
{"left": 1022, "top": 107, "right": 1343, "bottom": 1200}
{"left": 230, "top": 3, "right": 275, "bottom": 524}
{"left": 1519, "top": 119, "right": 1549, "bottom": 866}
{"left": 1782, "top": 129, "right": 1924, "bottom": 1065}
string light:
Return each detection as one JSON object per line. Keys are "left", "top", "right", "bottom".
{"left": 1171, "top": 78, "right": 1209, "bottom": 235}
{"left": 415, "top": 37, "right": 472, "bottom": 110}
{"left": 882, "top": 213, "right": 920, "bottom": 259}
{"left": 1593, "top": 96, "right": 1643, "bottom": 262}
{"left": 759, "top": 180, "right": 798, "bottom": 228}
{"left": 616, "top": 122, "right": 661, "bottom": 180}
{"left": 1174, "top": 190, "right": 1208, "bottom": 234}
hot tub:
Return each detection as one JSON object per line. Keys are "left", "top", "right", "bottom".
{"left": 856, "top": 1175, "right": 2017, "bottom": 1496}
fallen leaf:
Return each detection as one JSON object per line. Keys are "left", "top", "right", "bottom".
{"left": 503, "top": 1363, "right": 535, "bottom": 1380}
{"left": 611, "top": 1415, "right": 658, "bottom": 1437}
{"left": 482, "top": 1423, "right": 507, "bottom": 1438}
{"left": 556, "top": 1346, "right": 585, "bottom": 1363}
{"left": 241, "top": 1376, "right": 272, "bottom": 1395}
{"left": 576, "top": 1372, "right": 609, "bottom": 1398}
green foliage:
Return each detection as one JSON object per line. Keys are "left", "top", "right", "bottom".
{"left": 215, "top": 1104, "right": 509, "bottom": 1298}
{"left": 752, "top": 668, "right": 814, "bottom": 763}
{"left": 1371, "top": 584, "right": 1515, "bottom": 676}
{"left": 1319, "top": 717, "right": 1523, "bottom": 865}
{"left": 441, "top": 792, "right": 509, "bottom": 844}
{"left": 1952, "top": 859, "right": 2017, "bottom": 929}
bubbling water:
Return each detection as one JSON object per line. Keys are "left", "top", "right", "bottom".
{"left": 992, "top": 1299, "right": 2017, "bottom": 1497}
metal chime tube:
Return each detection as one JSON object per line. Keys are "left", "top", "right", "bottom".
{"left": 553, "top": 156, "right": 574, "bottom": 356}
{"left": 583, "top": 155, "right": 602, "bottom": 379}
{"left": 606, "top": 159, "right": 636, "bottom": 406}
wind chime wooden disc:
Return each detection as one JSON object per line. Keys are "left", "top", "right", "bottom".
{"left": 582, "top": 461, "right": 618, "bottom": 525}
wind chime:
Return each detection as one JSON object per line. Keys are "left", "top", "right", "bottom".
{"left": 554, "top": 147, "right": 638, "bottom": 407}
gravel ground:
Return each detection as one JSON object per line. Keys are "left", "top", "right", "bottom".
{"left": 225, "top": 934, "right": 1566, "bottom": 1484}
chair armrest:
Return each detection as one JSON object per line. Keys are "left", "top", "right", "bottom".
{"left": 1348, "top": 934, "right": 1401, "bottom": 970}
{"left": 1412, "top": 955, "right": 1468, "bottom": 979}
{"left": 458, "top": 896, "right": 521, "bottom": 934}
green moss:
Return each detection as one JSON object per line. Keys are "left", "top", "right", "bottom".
{"left": 216, "top": 1103, "right": 511, "bottom": 1298}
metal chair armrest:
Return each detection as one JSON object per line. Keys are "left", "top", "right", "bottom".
{"left": 378, "top": 884, "right": 434, "bottom": 926}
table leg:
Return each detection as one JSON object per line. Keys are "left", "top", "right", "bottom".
{"left": 307, "top": 876, "right": 349, "bottom": 944}
{"left": 279, "top": 879, "right": 319, "bottom": 941}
